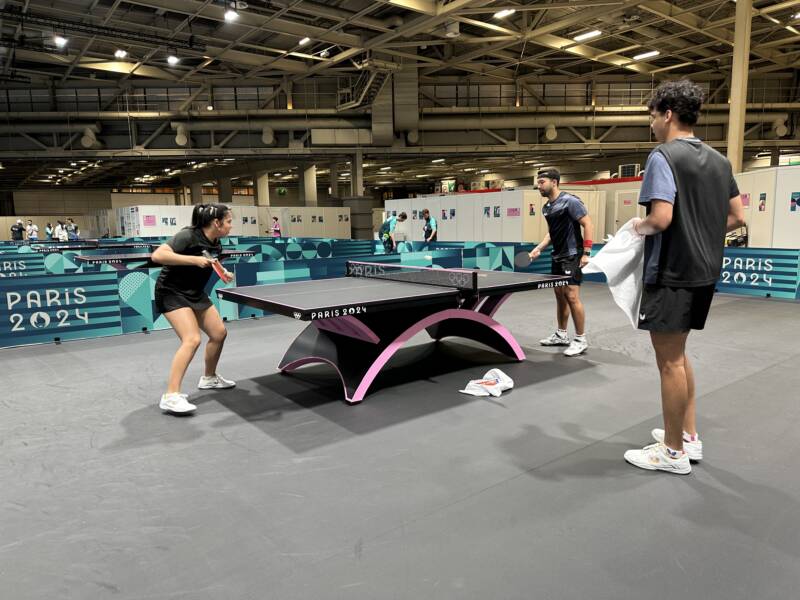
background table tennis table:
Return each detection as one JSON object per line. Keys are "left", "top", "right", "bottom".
{"left": 218, "top": 261, "right": 570, "bottom": 403}
{"left": 74, "top": 249, "right": 255, "bottom": 268}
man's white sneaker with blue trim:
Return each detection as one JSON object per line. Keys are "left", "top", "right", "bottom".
{"left": 624, "top": 442, "right": 691, "bottom": 475}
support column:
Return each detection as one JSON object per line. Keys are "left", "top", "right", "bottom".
{"left": 217, "top": 177, "right": 233, "bottom": 203}
{"left": 255, "top": 171, "right": 270, "bottom": 206}
{"left": 726, "top": 0, "right": 752, "bottom": 174}
{"left": 770, "top": 148, "right": 780, "bottom": 167}
{"left": 329, "top": 162, "right": 339, "bottom": 198}
{"left": 303, "top": 164, "right": 318, "bottom": 206}
{"left": 351, "top": 150, "right": 364, "bottom": 196}
{"left": 190, "top": 182, "right": 204, "bottom": 205}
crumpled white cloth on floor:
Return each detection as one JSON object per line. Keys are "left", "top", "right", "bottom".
{"left": 459, "top": 368, "right": 514, "bottom": 397}
{"left": 582, "top": 218, "right": 645, "bottom": 329}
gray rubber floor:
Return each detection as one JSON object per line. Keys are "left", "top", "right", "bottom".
{"left": 2, "top": 284, "right": 798, "bottom": 600}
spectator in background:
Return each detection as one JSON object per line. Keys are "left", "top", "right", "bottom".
{"left": 270, "top": 216, "right": 282, "bottom": 238}
{"left": 10, "top": 219, "right": 24, "bottom": 241}
{"left": 45, "top": 222, "right": 54, "bottom": 240}
{"left": 378, "top": 212, "right": 407, "bottom": 253}
{"left": 26, "top": 219, "right": 39, "bottom": 241}
{"left": 421, "top": 209, "right": 438, "bottom": 244}
{"left": 55, "top": 220, "right": 68, "bottom": 242}
{"left": 66, "top": 218, "right": 79, "bottom": 240}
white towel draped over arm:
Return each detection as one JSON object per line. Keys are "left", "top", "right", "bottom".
{"left": 582, "top": 219, "right": 645, "bottom": 329}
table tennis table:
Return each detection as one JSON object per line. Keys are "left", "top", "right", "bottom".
{"left": 74, "top": 250, "right": 255, "bottom": 267}
{"left": 217, "top": 260, "right": 570, "bottom": 403}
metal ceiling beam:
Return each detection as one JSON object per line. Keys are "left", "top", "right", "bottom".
{"left": 421, "top": 0, "right": 642, "bottom": 76}
{"left": 639, "top": 0, "right": 800, "bottom": 69}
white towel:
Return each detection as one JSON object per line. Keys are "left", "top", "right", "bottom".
{"left": 582, "top": 219, "right": 645, "bottom": 329}
{"left": 459, "top": 368, "right": 514, "bottom": 397}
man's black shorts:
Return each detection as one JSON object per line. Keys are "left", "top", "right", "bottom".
{"left": 551, "top": 255, "right": 582, "bottom": 286}
{"left": 637, "top": 284, "right": 716, "bottom": 332}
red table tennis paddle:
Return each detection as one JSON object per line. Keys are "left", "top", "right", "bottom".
{"left": 202, "top": 250, "right": 233, "bottom": 283}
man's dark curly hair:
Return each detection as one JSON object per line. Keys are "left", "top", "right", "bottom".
{"left": 647, "top": 79, "right": 704, "bottom": 126}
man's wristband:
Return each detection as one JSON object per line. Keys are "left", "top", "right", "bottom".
{"left": 583, "top": 240, "right": 593, "bottom": 256}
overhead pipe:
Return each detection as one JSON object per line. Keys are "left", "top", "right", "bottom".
{"left": 421, "top": 103, "right": 800, "bottom": 114}
{"left": 169, "top": 119, "right": 369, "bottom": 132}
{"left": 170, "top": 119, "right": 369, "bottom": 147}
{"left": 417, "top": 113, "right": 789, "bottom": 130}
{"left": 0, "top": 123, "right": 101, "bottom": 134}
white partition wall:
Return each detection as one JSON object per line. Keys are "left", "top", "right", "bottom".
{"left": 436, "top": 196, "right": 458, "bottom": 240}
{"left": 388, "top": 189, "right": 607, "bottom": 244}
{"left": 734, "top": 166, "right": 800, "bottom": 249}
{"left": 479, "top": 192, "right": 504, "bottom": 241}
{"left": 455, "top": 196, "right": 475, "bottom": 241}
{"left": 772, "top": 167, "right": 800, "bottom": 248}
{"left": 501, "top": 192, "right": 524, "bottom": 241}
{"left": 229, "top": 206, "right": 260, "bottom": 236}
{"left": 256, "top": 206, "right": 351, "bottom": 238}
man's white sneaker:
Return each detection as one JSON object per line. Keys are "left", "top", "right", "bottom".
{"left": 651, "top": 429, "right": 703, "bottom": 461}
{"left": 563, "top": 338, "right": 588, "bottom": 356}
{"left": 624, "top": 442, "right": 691, "bottom": 475}
{"left": 539, "top": 331, "right": 570, "bottom": 346}
{"left": 198, "top": 374, "right": 236, "bottom": 389}
{"left": 159, "top": 393, "right": 197, "bottom": 414}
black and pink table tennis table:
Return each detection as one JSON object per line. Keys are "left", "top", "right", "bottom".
{"left": 217, "top": 260, "right": 570, "bottom": 403}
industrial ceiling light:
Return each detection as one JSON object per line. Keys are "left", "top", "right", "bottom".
{"left": 431, "top": 158, "right": 445, "bottom": 163}
{"left": 573, "top": 30, "right": 602, "bottom": 42}
{"left": 53, "top": 35, "right": 68, "bottom": 48}
{"left": 167, "top": 54, "right": 180, "bottom": 66}
{"left": 633, "top": 50, "right": 660, "bottom": 60}
{"left": 114, "top": 49, "right": 127, "bottom": 59}
{"left": 299, "top": 37, "right": 310, "bottom": 46}
{"left": 224, "top": 8, "right": 239, "bottom": 22}
{"left": 445, "top": 21, "right": 460, "bottom": 38}
{"left": 206, "top": 104, "right": 214, "bottom": 110}
{"left": 493, "top": 9, "right": 515, "bottom": 19}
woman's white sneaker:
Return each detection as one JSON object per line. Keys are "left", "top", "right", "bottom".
{"left": 159, "top": 393, "right": 197, "bottom": 414}
{"left": 624, "top": 442, "right": 691, "bottom": 475}
{"left": 198, "top": 374, "right": 236, "bottom": 389}
{"left": 651, "top": 429, "right": 703, "bottom": 461}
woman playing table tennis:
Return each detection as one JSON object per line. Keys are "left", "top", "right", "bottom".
{"left": 150, "top": 203, "right": 236, "bottom": 415}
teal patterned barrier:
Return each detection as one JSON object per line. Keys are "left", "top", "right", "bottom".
{"left": 0, "top": 237, "right": 797, "bottom": 349}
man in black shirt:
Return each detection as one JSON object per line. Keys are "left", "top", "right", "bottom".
{"left": 528, "top": 168, "right": 594, "bottom": 356}
{"left": 624, "top": 79, "right": 745, "bottom": 475}
{"left": 10, "top": 219, "right": 24, "bottom": 241}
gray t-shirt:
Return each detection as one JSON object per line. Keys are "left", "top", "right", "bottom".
{"left": 638, "top": 149, "right": 679, "bottom": 284}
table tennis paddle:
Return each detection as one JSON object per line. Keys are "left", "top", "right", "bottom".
{"left": 514, "top": 251, "right": 533, "bottom": 269}
{"left": 202, "top": 250, "right": 233, "bottom": 283}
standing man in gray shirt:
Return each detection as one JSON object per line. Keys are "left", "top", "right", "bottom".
{"left": 625, "top": 79, "right": 745, "bottom": 475}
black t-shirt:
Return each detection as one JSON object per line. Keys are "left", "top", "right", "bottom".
{"left": 542, "top": 192, "right": 587, "bottom": 259}
{"left": 643, "top": 139, "right": 739, "bottom": 286}
{"left": 155, "top": 227, "right": 222, "bottom": 301}
{"left": 10, "top": 224, "right": 24, "bottom": 241}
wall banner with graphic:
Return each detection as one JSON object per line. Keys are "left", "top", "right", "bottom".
{"left": 0, "top": 272, "right": 123, "bottom": 346}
